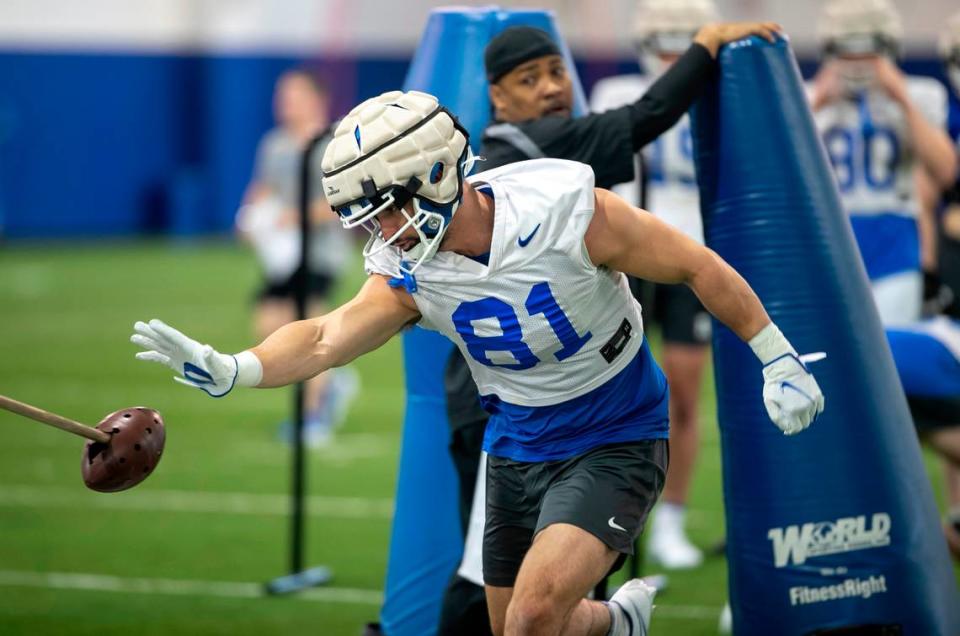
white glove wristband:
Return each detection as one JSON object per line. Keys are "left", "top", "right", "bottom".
{"left": 234, "top": 350, "right": 263, "bottom": 388}
{"left": 748, "top": 322, "right": 797, "bottom": 365}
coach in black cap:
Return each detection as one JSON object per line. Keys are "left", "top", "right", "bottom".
{"left": 479, "top": 22, "right": 779, "bottom": 183}
{"left": 437, "top": 19, "right": 783, "bottom": 636}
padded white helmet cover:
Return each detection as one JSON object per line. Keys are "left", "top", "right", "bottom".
{"left": 320, "top": 90, "right": 471, "bottom": 274}
{"left": 321, "top": 90, "right": 467, "bottom": 211}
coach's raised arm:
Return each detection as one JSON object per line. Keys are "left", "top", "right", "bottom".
{"left": 480, "top": 21, "right": 782, "bottom": 181}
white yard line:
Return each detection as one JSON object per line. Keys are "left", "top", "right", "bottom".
{"left": 0, "top": 485, "right": 394, "bottom": 519}
{"left": 0, "top": 569, "right": 719, "bottom": 620}
{"left": 0, "top": 570, "right": 383, "bottom": 605}
{"left": 0, "top": 486, "right": 722, "bottom": 622}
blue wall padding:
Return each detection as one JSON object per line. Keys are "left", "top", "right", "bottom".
{"left": 0, "top": 50, "right": 407, "bottom": 238}
{"left": 691, "top": 36, "right": 959, "bottom": 634}
{"left": 380, "top": 8, "right": 587, "bottom": 636}
{"left": 0, "top": 44, "right": 945, "bottom": 239}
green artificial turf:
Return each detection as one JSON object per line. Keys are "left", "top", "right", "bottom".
{"left": 0, "top": 240, "right": 954, "bottom": 635}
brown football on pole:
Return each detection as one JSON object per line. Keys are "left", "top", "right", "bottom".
{"left": 81, "top": 407, "right": 165, "bottom": 493}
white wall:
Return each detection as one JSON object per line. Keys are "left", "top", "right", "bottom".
{"left": 0, "top": 0, "right": 954, "bottom": 55}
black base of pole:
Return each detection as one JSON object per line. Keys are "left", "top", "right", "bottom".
{"left": 264, "top": 566, "right": 333, "bottom": 595}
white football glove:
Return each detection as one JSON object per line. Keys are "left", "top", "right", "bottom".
{"left": 749, "top": 323, "right": 825, "bottom": 435}
{"left": 131, "top": 319, "right": 261, "bottom": 397}
{"left": 761, "top": 353, "right": 825, "bottom": 435}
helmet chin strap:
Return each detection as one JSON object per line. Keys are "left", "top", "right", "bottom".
{"left": 397, "top": 198, "right": 460, "bottom": 275}
{"left": 394, "top": 147, "right": 478, "bottom": 275}
{"left": 359, "top": 147, "right": 478, "bottom": 276}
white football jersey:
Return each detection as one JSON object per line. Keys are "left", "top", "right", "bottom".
{"left": 811, "top": 75, "right": 947, "bottom": 324}
{"left": 812, "top": 76, "right": 947, "bottom": 220}
{"left": 590, "top": 73, "right": 704, "bottom": 244}
{"left": 365, "top": 159, "right": 645, "bottom": 407}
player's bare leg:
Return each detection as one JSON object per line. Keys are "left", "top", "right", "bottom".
{"left": 649, "top": 343, "right": 707, "bottom": 569}
{"left": 500, "top": 523, "right": 613, "bottom": 636}
{"left": 495, "top": 523, "right": 652, "bottom": 636}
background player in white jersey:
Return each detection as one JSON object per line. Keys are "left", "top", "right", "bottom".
{"left": 590, "top": 0, "right": 719, "bottom": 571}
{"left": 809, "top": 0, "right": 957, "bottom": 326}
{"left": 131, "top": 91, "right": 824, "bottom": 635}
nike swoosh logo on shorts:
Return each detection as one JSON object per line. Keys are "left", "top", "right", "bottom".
{"left": 518, "top": 223, "right": 541, "bottom": 247}
{"left": 608, "top": 517, "right": 627, "bottom": 532}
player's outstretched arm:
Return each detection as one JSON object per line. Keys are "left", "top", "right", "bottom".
{"left": 131, "top": 274, "right": 420, "bottom": 396}
{"left": 586, "top": 188, "right": 824, "bottom": 434}
{"left": 251, "top": 274, "right": 420, "bottom": 387}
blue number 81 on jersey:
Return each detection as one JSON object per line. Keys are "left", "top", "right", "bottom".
{"left": 452, "top": 282, "right": 592, "bottom": 370}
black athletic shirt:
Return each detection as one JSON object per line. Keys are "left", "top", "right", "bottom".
{"left": 478, "top": 43, "right": 714, "bottom": 185}
{"left": 445, "top": 42, "right": 717, "bottom": 428}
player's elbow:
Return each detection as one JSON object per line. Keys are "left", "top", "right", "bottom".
{"left": 685, "top": 248, "right": 725, "bottom": 292}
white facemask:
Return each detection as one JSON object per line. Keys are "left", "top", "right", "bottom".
{"left": 835, "top": 58, "right": 877, "bottom": 92}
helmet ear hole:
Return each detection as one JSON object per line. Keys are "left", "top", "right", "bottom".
{"left": 430, "top": 161, "right": 445, "bottom": 184}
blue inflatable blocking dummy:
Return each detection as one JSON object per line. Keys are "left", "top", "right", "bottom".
{"left": 691, "top": 36, "right": 960, "bottom": 634}
{"left": 380, "top": 7, "right": 588, "bottom": 636}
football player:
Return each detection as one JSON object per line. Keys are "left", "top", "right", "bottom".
{"left": 809, "top": 0, "right": 957, "bottom": 326}
{"left": 132, "top": 91, "right": 824, "bottom": 635}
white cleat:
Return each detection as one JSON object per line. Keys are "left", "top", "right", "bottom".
{"left": 609, "top": 578, "right": 656, "bottom": 636}
{"left": 647, "top": 530, "right": 704, "bottom": 570}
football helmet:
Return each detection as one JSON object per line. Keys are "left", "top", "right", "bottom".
{"left": 632, "top": 0, "right": 719, "bottom": 76}
{"left": 321, "top": 90, "right": 475, "bottom": 274}
{"left": 817, "top": 0, "right": 902, "bottom": 90}
{"left": 818, "top": 0, "right": 902, "bottom": 59}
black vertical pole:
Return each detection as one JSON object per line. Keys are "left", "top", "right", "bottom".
{"left": 265, "top": 128, "right": 333, "bottom": 595}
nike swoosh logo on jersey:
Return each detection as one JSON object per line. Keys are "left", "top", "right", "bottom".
{"left": 518, "top": 223, "right": 541, "bottom": 247}
{"left": 608, "top": 517, "right": 627, "bottom": 532}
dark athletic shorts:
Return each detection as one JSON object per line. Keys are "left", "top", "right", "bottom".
{"left": 256, "top": 272, "right": 334, "bottom": 302}
{"left": 909, "top": 395, "right": 960, "bottom": 431}
{"left": 653, "top": 283, "right": 711, "bottom": 346}
{"left": 482, "top": 439, "right": 668, "bottom": 588}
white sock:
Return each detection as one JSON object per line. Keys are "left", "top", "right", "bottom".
{"left": 653, "top": 501, "right": 686, "bottom": 536}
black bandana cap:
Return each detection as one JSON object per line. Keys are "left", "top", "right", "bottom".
{"left": 484, "top": 26, "right": 562, "bottom": 83}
